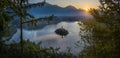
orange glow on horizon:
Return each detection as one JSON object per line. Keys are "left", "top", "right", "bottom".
{"left": 85, "top": 8, "right": 89, "bottom": 12}
{"left": 75, "top": 4, "right": 98, "bottom": 11}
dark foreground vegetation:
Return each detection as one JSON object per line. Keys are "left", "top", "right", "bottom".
{"left": 0, "top": 40, "right": 76, "bottom": 58}
{"left": 0, "top": 0, "right": 120, "bottom": 58}
{"left": 80, "top": 0, "right": 120, "bottom": 58}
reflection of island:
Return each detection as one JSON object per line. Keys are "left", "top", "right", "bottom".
{"left": 9, "top": 22, "right": 85, "bottom": 55}
{"left": 55, "top": 26, "right": 69, "bottom": 38}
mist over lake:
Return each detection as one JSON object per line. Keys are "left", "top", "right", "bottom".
{"left": 6, "top": 3, "right": 91, "bottom": 55}
{"left": 1, "top": 0, "right": 119, "bottom": 57}
{"left": 8, "top": 21, "right": 86, "bottom": 55}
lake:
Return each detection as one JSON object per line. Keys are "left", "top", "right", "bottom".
{"left": 8, "top": 21, "right": 87, "bottom": 55}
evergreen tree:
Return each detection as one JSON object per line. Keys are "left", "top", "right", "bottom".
{"left": 0, "top": 0, "right": 54, "bottom": 57}
{"left": 81, "top": 0, "right": 120, "bottom": 57}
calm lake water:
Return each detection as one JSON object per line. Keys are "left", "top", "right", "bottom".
{"left": 9, "top": 21, "right": 86, "bottom": 55}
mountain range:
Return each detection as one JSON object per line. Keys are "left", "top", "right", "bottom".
{"left": 10, "top": 3, "right": 92, "bottom": 29}
{"left": 27, "top": 3, "right": 86, "bottom": 18}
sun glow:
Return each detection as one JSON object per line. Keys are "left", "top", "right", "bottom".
{"left": 85, "top": 8, "right": 89, "bottom": 12}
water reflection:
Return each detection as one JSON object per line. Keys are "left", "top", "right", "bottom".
{"left": 9, "top": 21, "right": 86, "bottom": 55}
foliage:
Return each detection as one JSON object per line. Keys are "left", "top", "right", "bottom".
{"left": 81, "top": 0, "right": 120, "bottom": 58}
{"left": 0, "top": 40, "right": 77, "bottom": 58}
{"left": 0, "top": 0, "right": 51, "bottom": 40}
{"left": 0, "top": 0, "right": 55, "bottom": 58}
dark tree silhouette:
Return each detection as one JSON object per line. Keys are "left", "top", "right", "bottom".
{"left": 81, "top": 0, "right": 120, "bottom": 57}
{"left": 0, "top": 0, "right": 54, "bottom": 57}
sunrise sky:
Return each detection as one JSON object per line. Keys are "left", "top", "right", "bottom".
{"left": 30, "top": 0, "right": 100, "bottom": 10}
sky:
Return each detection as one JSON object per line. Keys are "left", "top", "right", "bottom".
{"left": 29, "top": 0, "right": 100, "bottom": 10}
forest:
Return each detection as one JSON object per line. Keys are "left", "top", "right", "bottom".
{"left": 0, "top": 0, "right": 120, "bottom": 58}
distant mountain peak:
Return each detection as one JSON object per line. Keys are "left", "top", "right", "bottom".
{"left": 44, "top": 3, "right": 60, "bottom": 7}
{"left": 65, "top": 5, "right": 77, "bottom": 9}
{"left": 28, "top": 3, "right": 89, "bottom": 17}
